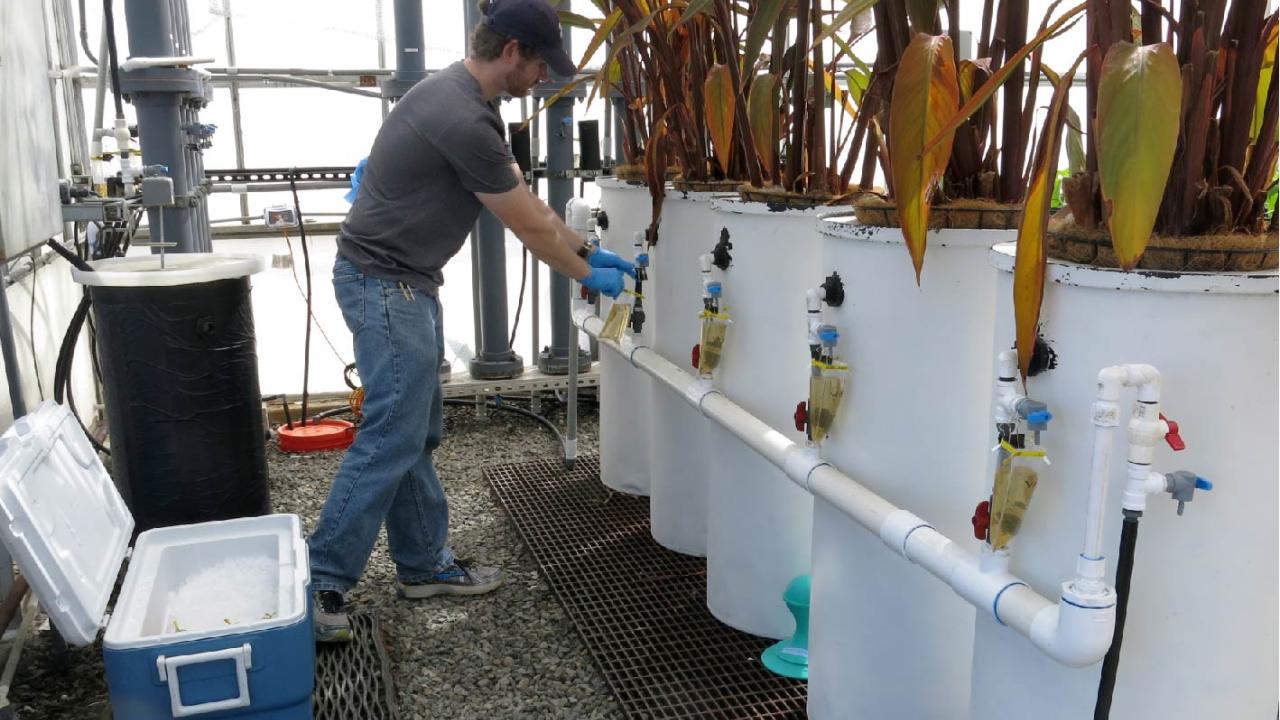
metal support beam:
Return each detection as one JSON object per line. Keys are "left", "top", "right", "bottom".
{"left": 221, "top": 0, "right": 249, "bottom": 224}
{"left": 537, "top": 23, "right": 587, "bottom": 375}
{"left": 463, "top": 0, "right": 522, "bottom": 379}
{"left": 382, "top": 0, "right": 426, "bottom": 100}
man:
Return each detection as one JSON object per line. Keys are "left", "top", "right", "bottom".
{"left": 310, "top": 0, "right": 633, "bottom": 642}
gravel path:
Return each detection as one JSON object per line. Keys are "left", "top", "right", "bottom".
{"left": 6, "top": 399, "right": 622, "bottom": 720}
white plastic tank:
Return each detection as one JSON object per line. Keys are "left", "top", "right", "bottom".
{"left": 808, "top": 217, "right": 1014, "bottom": 718}
{"left": 595, "top": 177, "right": 653, "bottom": 495}
{"left": 646, "top": 189, "right": 729, "bottom": 555}
{"left": 704, "top": 197, "right": 825, "bottom": 638}
{"left": 969, "top": 245, "right": 1278, "bottom": 720}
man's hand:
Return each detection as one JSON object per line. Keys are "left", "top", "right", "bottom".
{"left": 588, "top": 248, "right": 637, "bottom": 278}
{"left": 580, "top": 268, "right": 627, "bottom": 298}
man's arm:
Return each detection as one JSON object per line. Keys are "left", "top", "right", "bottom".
{"left": 477, "top": 165, "right": 592, "bottom": 280}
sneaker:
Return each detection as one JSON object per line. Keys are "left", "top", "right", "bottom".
{"left": 313, "top": 590, "right": 352, "bottom": 643}
{"left": 397, "top": 559, "right": 505, "bottom": 599}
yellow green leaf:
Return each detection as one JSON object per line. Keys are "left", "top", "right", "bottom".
{"left": 1252, "top": 24, "right": 1278, "bottom": 141}
{"left": 556, "top": 10, "right": 598, "bottom": 30}
{"left": 575, "top": 9, "right": 624, "bottom": 73}
{"left": 747, "top": 73, "right": 779, "bottom": 178}
{"left": 705, "top": 64, "right": 736, "bottom": 174}
{"left": 1015, "top": 53, "right": 1085, "bottom": 383}
{"left": 1096, "top": 42, "right": 1182, "bottom": 270}
{"left": 845, "top": 68, "right": 870, "bottom": 107}
{"left": 889, "top": 33, "right": 960, "bottom": 283}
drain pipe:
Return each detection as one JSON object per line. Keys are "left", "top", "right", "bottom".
{"left": 563, "top": 199, "right": 595, "bottom": 470}
{"left": 573, "top": 306, "right": 1116, "bottom": 667}
{"left": 1086, "top": 364, "right": 1210, "bottom": 719}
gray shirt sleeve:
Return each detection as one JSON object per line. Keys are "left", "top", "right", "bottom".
{"left": 435, "top": 118, "right": 520, "bottom": 195}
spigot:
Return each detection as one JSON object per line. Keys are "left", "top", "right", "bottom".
{"left": 1160, "top": 413, "right": 1185, "bottom": 451}
{"left": 1166, "top": 470, "right": 1212, "bottom": 516}
{"left": 711, "top": 228, "right": 733, "bottom": 270}
{"left": 820, "top": 271, "right": 845, "bottom": 307}
{"left": 971, "top": 500, "right": 991, "bottom": 541}
{"left": 794, "top": 401, "right": 808, "bottom": 433}
{"left": 596, "top": 209, "right": 609, "bottom": 230}
{"left": 629, "top": 306, "right": 646, "bottom": 334}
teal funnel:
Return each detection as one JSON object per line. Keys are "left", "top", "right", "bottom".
{"left": 761, "top": 575, "right": 810, "bottom": 680}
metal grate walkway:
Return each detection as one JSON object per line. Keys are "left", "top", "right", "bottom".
{"left": 315, "top": 613, "right": 399, "bottom": 719}
{"left": 486, "top": 456, "right": 807, "bottom": 719}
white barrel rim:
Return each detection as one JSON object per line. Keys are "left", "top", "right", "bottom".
{"left": 819, "top": 214, "right": 1016, "bottom": 248}
{"left": 595, "top": 176, "right": 649, "bottom": 191}
{"left": 71, "top": 252, "right": 269, "bottom": 287}
{"left": 709, "top": 196, "right": 831, "bottom": 217}
{"left": 990, "top": 242, "right": 1278, "bottom": 295}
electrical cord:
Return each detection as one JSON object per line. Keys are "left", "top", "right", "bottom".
{"left": 282, "top": 231, "right": 349, "bottom": 367}
{"left": 289, "top": 171, "right": 314, "bottom": 427}
{"left": 101, "top": 0, "right": 125, "bottom": 119}
{"left": 442, "top": 397, "right": 565, "bottom": 453}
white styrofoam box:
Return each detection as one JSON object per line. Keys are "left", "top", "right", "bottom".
{"left": 0, "top": 400, "right": 133, "bottom": 645}
{"left": 105, "top": 513, "right": 309, "bottom": 649}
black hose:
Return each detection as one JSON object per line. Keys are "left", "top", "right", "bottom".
{"left": 508, "top": 246, "right": 528, "bottom": 350}
{"left": 1094, "top": 511, "right": 1140, "bottom": 719}
{"left": 443, "top": 398, "right": 565, "bottom": 454}
{"left": 101, "top": 0, "right": 125, "bottom": 119}
{"left": 289, "top": 173, "right": 314, "bottom": 427}
{"left": 45, "top": 239, "right": 94, "bottom": 272}
{"left": 280, "top": 394, "right": 294, "bottom": 429}
{"left": 52, "top": 294, "right": 109, "bottom": 456}
{"left": 78, "top": 0, "right": 99, "bottom": 65}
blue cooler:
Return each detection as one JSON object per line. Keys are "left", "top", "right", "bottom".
{"left": 0, "top": 402, "right": 314, "bottom": 719}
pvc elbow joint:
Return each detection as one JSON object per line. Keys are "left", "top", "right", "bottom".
{"left": 1029, "top": 591, "right": 1117, "bottom": 668}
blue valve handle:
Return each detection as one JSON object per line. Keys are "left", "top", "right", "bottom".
{"left": 1195, "top": 476, "right": 1213, "bottom": 491}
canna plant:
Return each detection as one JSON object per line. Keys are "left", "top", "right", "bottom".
{"left": 930, "top": 0, "right": 1279, "bottom": 380}
{"left": 871, "top": 0, "right": 1076, "bottom": 282}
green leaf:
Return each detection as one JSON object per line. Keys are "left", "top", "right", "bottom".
{"left": 845, "top": 68, "right": 870, "bottom": 107}
{"left": 747, "top": 73, "right": 780, "bottom": 178}
{"left": 1017, "top": 53, "right": 1086, "bottom": 382}
{"left": 888, "top": 33, "right": 960, "bottom": 283}
{"left": 557, "top": 10, "right": 598, "bottom": 29}
{"left": 1096, "top": 42, "right": 1182, "bottom": 270}
{"left": 1252, "top": 25, "right": 1277, "bottom": 141}
{"left": 705, "top": 64, "right": 736, "bottom": 173}
{"left": 743, "top": 0, "right": 787, "bottom": 70}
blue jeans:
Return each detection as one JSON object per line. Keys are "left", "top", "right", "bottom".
{"left": 309, "top": 255, "right": 455, "bottom": 593}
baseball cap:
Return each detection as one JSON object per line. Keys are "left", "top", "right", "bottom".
{"left": 482, "top": 0, "right": 577, "bottom": 78}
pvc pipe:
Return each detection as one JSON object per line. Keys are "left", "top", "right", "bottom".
{"left": 574, "top": 306, "right": 1116, "bottom": 667}
{"left": 118, "top": 55, "right": 214, "bottom": 71}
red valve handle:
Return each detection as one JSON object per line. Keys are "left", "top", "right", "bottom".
{"left": 794, "top": 401, "right": 808, "bottom": 433}
{"left": 691, "top": 344, "right": 701, "bottom": 370}
{"left": 971, "top": 500, "right": 991, "bottom": 541}
{"left": 1160, "top": 413, "right": 1185, "bottom": 451}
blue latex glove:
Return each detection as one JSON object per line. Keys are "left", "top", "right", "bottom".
{"left": 344, "top": 157, "right": 368, "bottom": 204}
{"left": 580, "top": 267, "right": 626, "bottom": 299}
{"left": 588, "top": 247, "right": 637, "bottom": 278}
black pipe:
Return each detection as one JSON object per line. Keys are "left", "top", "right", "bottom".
{"left": 1094, "top": 510, "right": 1140, "bottom": 719}
{"left": 289, "top": 173, "right": 313, "bottom": 426}
{"left": 101, "top": 0, "right": 125, "bottom": 119}
{"left": 443, "top": 398, "right": 565, "bottom": 454}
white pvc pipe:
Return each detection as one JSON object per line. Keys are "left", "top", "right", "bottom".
{"left": 119, "top": 55, "right": 216, "bottom": 71}
{"left": 575, "top": 307, "right": 1116, "bottom": 667}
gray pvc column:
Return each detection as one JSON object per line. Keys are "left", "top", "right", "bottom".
{"left": 383, "top": 0, "right": 426, "bottom": 100}
{"left": 463, "top": 0, "right": 521, "bottom": 378}
{"left": 538, "top": 24, "right": 586, "bottom": 374}
{"left": 123, "top": 0, "right": 196, "bottom": 252}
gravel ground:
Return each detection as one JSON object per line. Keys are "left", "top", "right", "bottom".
{"left": 5, "top": 398, "right": 622, "bottom": 720}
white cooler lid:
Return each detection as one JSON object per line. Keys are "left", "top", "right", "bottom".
{"left": 0, "top": 402, "right": 133, "bottom": 646}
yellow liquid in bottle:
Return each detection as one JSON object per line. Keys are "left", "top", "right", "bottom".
{"left": 699, "top": 320, "right": 727, "bottom": 375}
{"left": 601, "top": 302, "right": 631, "bottom": 341}
{"left": 989, "top": 457, "right": 1038, "bottom": 551}
{"left": 808, "top": 372, "right": 845, "bottom": 443}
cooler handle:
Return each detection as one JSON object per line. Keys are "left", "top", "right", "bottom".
{"left": 156, "top": 643, "right": 253, "bottom": 717}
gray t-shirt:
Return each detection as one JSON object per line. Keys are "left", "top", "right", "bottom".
{"left": 338, "top": 61, "right": 518, "bottom": 294}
